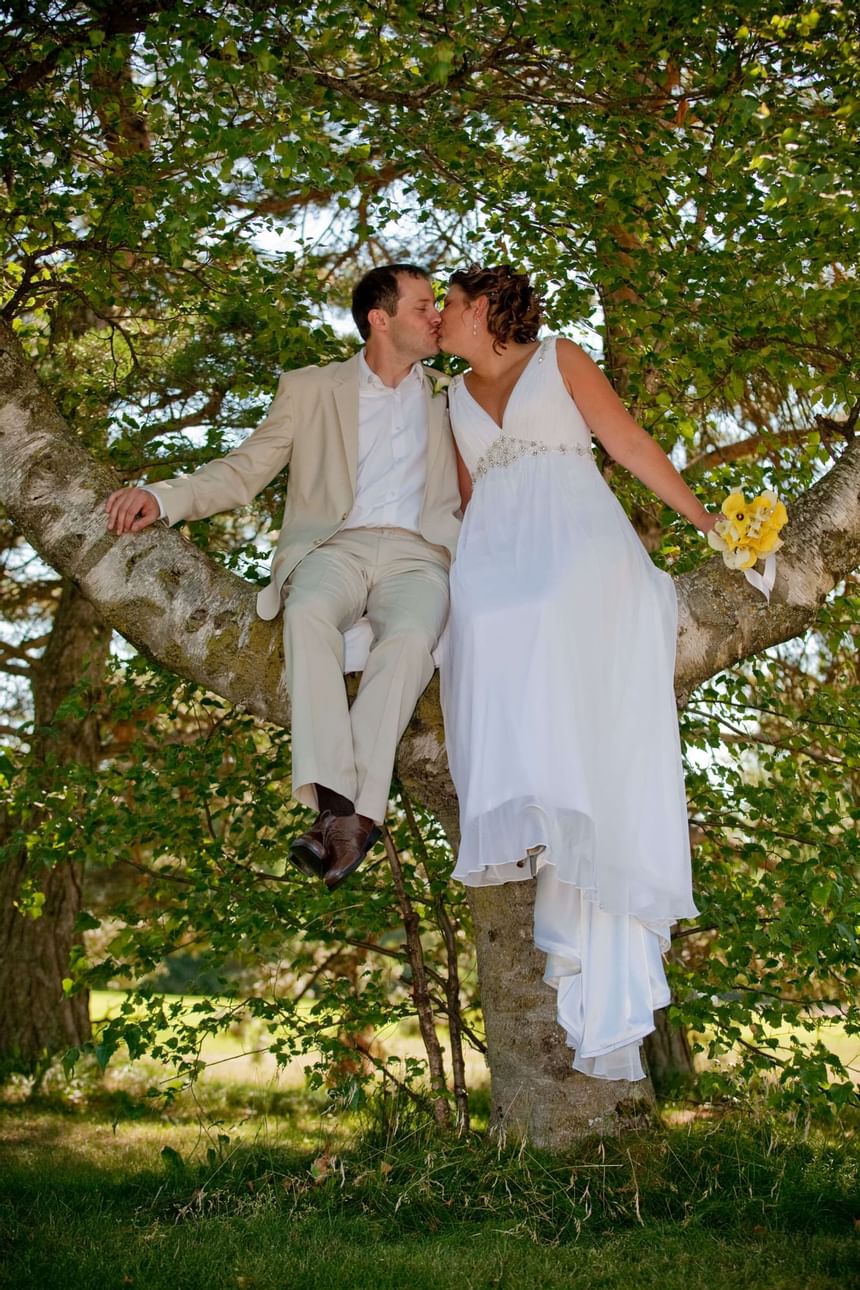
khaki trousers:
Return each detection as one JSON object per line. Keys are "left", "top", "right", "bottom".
{"left": 282, "top": 527, "right": 450, "bottom": 824}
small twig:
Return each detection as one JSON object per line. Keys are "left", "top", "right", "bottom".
{"left": 119, "top": 855, "right": 195, "bottom": 885}
{"left": 382, "top": 825, "right": 451, "bottom": 1129}
{"left": 401, "top": 789, "right": 471, "bottom": 1131}
{"left": 361, "top": 1049, "right": 435, "bottom": 1111}
{"left": 0, "top": 723, "right": 28, "bottom": 739}
{"left": 293, "top": 948, "right": 349, "bottom": 1004}
{"left": 736, "top": 1036, "right": 787, "bottom": 1067}
{"left": 686, "top": 708, "right": 846, "bottom": 766}
{"left": 427, "top": 989, "right": 487, "bottom": 1055}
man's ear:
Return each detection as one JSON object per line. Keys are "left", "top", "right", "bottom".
{"left": 367, "top": 306, "right": 389, "bottom": 334}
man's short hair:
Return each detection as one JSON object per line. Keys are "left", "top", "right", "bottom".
{"left": 351, "top": 264, "right": 430, "bottom": 341}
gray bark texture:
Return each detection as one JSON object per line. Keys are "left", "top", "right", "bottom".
{"left": 2, "top": 319, "right": 859, "bottom": 1143}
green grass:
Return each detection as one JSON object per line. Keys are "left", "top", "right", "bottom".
{"left": 1, "top": 1087, "right": 858, "bottom": 1290}
{"left": 1, "top": 991, "right": 855, "bottom": 1288}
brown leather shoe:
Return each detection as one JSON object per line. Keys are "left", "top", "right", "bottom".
{"left": 323, "top": 814, "right": 382, "bottom": 892}
{"left": 288, "top": 810, "right": 335, "bottom": 879}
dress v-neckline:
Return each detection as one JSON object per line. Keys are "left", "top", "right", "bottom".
{"left": 460, "top": 339, "right": 546, "bottom": 431}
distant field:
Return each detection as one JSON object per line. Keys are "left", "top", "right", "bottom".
{"left": 85, "top": 989, "right": 490, "bottom": 1094}
{"left": 87, "top": 990, "right": 859, "bottom": 1095}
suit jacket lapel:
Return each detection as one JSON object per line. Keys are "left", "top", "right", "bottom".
{"left": 333, "top": 353, "right": 362, "bottom": 486}
{"left": 423, "top": 369, "right": 447, "bottom": 488}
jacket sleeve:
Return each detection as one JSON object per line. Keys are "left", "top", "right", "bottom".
{"left": 147, "top": 374, "right": 295, "bottom": 525}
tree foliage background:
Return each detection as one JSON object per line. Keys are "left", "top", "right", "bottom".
{"left": 0, "top": 0, "right": 858, "bottom": 1118}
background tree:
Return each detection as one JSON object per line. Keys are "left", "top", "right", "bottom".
{"left": 1, "top": 1, "right": 857, "bottom": 1147}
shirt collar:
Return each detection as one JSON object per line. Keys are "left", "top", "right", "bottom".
{"left": 359, "top": 350, "right": 425, "bottom": 392}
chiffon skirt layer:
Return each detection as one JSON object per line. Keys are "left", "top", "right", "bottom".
{"left": 441, "top": 451, "right": 698, "bottom": 1080}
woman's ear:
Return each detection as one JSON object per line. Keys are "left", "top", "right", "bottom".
{"left": 473, "top": 294, "right": 490, "bottom": 325}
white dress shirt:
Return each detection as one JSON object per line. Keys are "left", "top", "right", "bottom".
{"left": 342, "top": 352, "right": 428, "bottom": 533}
{"left": 143, "top": 352, "right": 430, "bottom": 531}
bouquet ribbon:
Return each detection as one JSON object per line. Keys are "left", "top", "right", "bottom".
{"left": 740, "top": 552, "right": 777, "bottom": 603}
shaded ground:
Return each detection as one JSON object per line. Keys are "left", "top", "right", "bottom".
{"left": 1, "top": 1083, "right": 857, "bottom": 1290}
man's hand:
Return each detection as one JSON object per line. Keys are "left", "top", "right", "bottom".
{"left": 105, "top": 487, "right": 161, "bottom": 534}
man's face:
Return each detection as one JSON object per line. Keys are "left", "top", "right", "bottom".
{"left": 386, "top": 274, "right": 441, "bottom": 360}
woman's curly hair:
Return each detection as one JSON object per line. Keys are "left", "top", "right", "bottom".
{"left": 449, "top": 264, "right": 542, "bottom": 352}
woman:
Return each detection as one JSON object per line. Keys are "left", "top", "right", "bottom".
{"left": 438, "top": 265, "right": 716, "bottom": 1081}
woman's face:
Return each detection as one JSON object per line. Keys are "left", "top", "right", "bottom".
{"left": 438, "top": 284, "right": 475, "bottom": 356}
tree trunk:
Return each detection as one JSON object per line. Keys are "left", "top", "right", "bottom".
{"left": 643, "top": 1007, "right": 696, "bottom": 1097}
{"left": 0, "top": 849, "right": 91, "bottom": 1074}
{"left": 469, "top": 883, "right": 656, "bottom": 1147}
{"left": 398, "top": 714, "right": 656, "bottom": 1148}
{"left": 0, "top": 582, "right": 111, "bottom": 1073}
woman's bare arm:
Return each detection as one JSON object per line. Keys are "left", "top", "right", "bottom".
{"left": 555, "top": 338, "right": 715, "bottom": 533}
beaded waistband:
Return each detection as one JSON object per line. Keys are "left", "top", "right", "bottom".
{"left": 471, "top": 434, "right": 592, "bottom": 482}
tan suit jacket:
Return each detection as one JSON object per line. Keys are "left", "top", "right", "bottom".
{"left": 148, "top": 353, "right": 462, "bottom": 620}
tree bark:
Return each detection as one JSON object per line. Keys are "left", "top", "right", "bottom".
{"left": 2, "top": 318, "right": 859, "bottom": 1140}
{"left": 643, "top": 1007, "right": 696, "bottom": 1098}
{"left": 469, "top": 881, "right": 656, "bottom": 1147}
{"left": 0, "top": 582, "right": 111, "bottom": 1072}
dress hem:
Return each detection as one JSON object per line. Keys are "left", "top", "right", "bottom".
{"left": 454, "top": 796, "right": 699, "bottom": 940}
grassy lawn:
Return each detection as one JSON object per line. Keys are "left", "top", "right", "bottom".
{"left": 1, "top": 994, "right": 857, "bottom": 1289}
{"left": 1, "top": 1083, "right": 858, "bottom": 1290}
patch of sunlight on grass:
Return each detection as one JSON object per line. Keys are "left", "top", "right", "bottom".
{"left": 90, "top": 991, "right": 857, "bottom": 1102}
{"left": 89, "top": 990, "right": 489, "bottom": 1094}
{"left": 691, "top": 1016, "right": 860, "bottom": 1085}
{"left": 1, "top": 1099, "right": 858, "bottom": 1290}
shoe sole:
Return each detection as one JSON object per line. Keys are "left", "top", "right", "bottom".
{"left": 325, "top": 827, "right": 382, "bottom": 892}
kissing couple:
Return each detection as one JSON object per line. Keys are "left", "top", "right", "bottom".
{"left": 107, "top": 262, "right": 714, "bottom": 1081}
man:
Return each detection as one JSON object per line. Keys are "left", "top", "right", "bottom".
{"left": 106, "top": 264, "right": 461, "bottom": 890}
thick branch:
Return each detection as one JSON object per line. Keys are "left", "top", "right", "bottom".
{"left": 0, "top": 320, "right": 287, "bottom": 724}
{"left": 684, "top": 427, "right": 815, "bottom": 474}
{"left": 674, "top": 442, "right": 860, "bottom": 699}
{"left": 1, "top": 316, "right": 859, "bottom": 781}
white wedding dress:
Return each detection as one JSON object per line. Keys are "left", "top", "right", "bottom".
{"left": 440, "top": 337, "right": 698, "bottom": 1081}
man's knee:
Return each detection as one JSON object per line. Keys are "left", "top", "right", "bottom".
{"left": 374, "top": 625, "right": 436, "bottom": 666}
{"left": 282, "top": 598, "right": 345, "bottom": 653}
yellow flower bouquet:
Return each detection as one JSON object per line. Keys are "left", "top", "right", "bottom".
{"left": 707, "top": 489, "right": 788, "bottom": 601}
